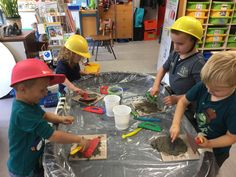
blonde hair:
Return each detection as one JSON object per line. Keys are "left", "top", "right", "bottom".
{"left": 58, "top": 46, "right": 79, "bottom": 67}
{"left": 201, "top": 51, "right": 236, "bottom": 87}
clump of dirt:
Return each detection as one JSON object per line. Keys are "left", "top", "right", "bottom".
{"left": 151, "top": 136, "right": 187, "bottom": 156}
{"left": 134, "top": 100, "right": 162, "bottom": 113}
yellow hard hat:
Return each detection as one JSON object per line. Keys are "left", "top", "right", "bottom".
{"left": 65, "top": 34, "right": 91, "bottom": 58}
{"left": 170, "top": 16, "right": 203, "bottom": 40}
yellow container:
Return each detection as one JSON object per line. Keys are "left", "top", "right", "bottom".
{"left": 206, "top": 36, "right": 224, "bottom": 42}
{"left": 84, "top": 62, "right": 100, "bottom": 74}
{"left": 210, "top": 10, "right": 231, "bottom": 17}
{"left": 187, "top": 10, "right": 207, "bottom": 18}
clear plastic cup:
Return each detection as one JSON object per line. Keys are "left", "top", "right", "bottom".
{"left": 113, "top": 105, "right": 131, "bottom": 130}
{"left": 104, "top": 95, "right": 121, "bottom": 117}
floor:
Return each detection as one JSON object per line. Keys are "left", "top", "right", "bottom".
{"left": 0, "top": 40, "right": 235, "bottom": 177}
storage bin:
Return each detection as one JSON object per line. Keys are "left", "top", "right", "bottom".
{"left": 84, "top": 62, "right": 100, "bottom": 74}
{"left": 232, "top": 17, "right": 236, "bottom": 24}
{"left": 230, "top": 27, "right": 236, "bottom": 35}
{"left": 187, "top": 2, "right": 209, "bottom": 10}
{"left": 211, "top": 2, "right": 234, "bottom": 10}
{"left": 227, "top": 42, "right": 236, "bottom": 48}
{"left": 144, "top": 30, "right": 157, "bottom": 40}
{"left": 206, "top": 35, "right": 225, "bottom": 42}
{"left": 144, "top": 20, "right": 157, "bottom": 31}
{"left": 210, "top": 10, "right": 231, "bottom": 17}
{"left": 205, "top": 41, "right": 224, "bottom": 48}
{"left": 209, "top": 17, "right": 230, "bottom": 25}
{"left": 207, "top": 27, "right": 227, "bottom": 35}
{"left": 196, "top": 41, "right": 203, "bottom": 48}
{"left": 228, "top": 35, "right": 236, "bottom": 42}
{"left": 186, "top": 10, "right": 207, "bottom": 18}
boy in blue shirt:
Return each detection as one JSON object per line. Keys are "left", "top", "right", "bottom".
{"left": 151, "top": 16, "right": 205, "bottom": 106}
{"left": 170, "top": 51, "right": 236, "bottom": 167}
{"left": 8, "top": 59, "right": 89, "bottom": 177}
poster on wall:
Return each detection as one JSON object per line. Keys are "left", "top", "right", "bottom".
{"left": 158, "top": 0, "right": 179, "bottom": 84}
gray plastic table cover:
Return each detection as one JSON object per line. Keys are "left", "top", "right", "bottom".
{"left": 43, "top": 72, "right": 218, "bottom": 177}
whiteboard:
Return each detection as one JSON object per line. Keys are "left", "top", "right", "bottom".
{"left": 0, "top": 42, "right": 16, "bottom": 98}
{"left": 158, "top": 0, "right": 179, "bottom": 84}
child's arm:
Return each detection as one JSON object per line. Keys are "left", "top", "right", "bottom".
{"left": 48, "top": 130, "right": 89, "bottom": 148}
{"left": 170, "top": 95, "right": 190, "bottom": 142}
{"left": 63, "top": 78, "right": 86, "bottom": 95}
{"left": 43, "top": 112, "right": 74, "bottom": 125}
{"left": 150, "top": 67, "right": 167, "bottom": 96}
{"left": 198, "top": 131, "right": 236, "bottom": 148}
{"left": 163, "top": 95, "right": 183, "bottom": 106}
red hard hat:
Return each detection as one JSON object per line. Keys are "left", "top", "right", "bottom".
{"left": 11, "top": 59, "right": 65, "bottom": 87}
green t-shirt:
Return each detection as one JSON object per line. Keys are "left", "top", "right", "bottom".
{"left": 7, "top": 99, "right": 54, "bottom": 176}
{"left": 186, "top": 82, "right": 236, "bottom": 155}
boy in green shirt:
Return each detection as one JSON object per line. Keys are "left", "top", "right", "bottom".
{"left": 170, "top": 51, "right": 236, "bottom": 167}
{"left": 8, "top": 59, "right": 89, "bottom": 177}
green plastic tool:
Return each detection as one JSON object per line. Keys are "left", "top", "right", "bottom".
{"left": 145, "top": 90, "right": 157, "bottom": 104}
{"left": 138, "top": 122, "right": 162, "bottom": 132}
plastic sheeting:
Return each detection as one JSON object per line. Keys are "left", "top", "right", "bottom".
{"left": 43, "top": 72, "right": 218, "bottom": 177}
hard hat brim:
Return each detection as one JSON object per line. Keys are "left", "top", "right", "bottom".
{"left": 10, "top": 73, "right": 65, "bottom": 87}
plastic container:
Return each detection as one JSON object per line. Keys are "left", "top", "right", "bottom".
{"left": 144, "top": 30, "right": 157, "bottom": 40}
{"left": 108, "top": 86, "right": 123, "bottom": 98}
{"left": 211, "top": 2, "right": 234, "bottom": 10}
{"left": 210, "top": 10, "right": 231, "bottom": 17}
{"left": 227, "top": 42, "right": 236, "bottom": 47}
{"left": 232, "top": 17, "right": 236, "bottom": 24}
{"left": 205, "top": 41, "right": 224, "bottom": 48}
{"left": 186, "top": 10, "right": 207, "bottom": 18}
{"left": 144, "top": 20, "right": 157, "bottom": 31}
{"left": 206, "top": 35, "right": 224, "bottom": 42}
{"left": 228, "top": 35, "right": 236, "bottom": 42}
{"left": 187, "top": 2, "right": 209, "bottom": 10}
{"left": 84, "top": 62, "right": 100, "bottom": 74}
{"left": 113, "top": 105, "right": 131, "bottom": 130}
{"left": 104, "top": 95, "right": 121, "bottom": 117}
{"left": 207, "top": 27, "right": 227, "bottom": 35}
{"left": 209, "top": 17, "right": 230, "bottom": 25}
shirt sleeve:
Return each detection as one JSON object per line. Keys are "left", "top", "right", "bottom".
{"left": 226, "top": 97, "right": 236, "bottom": 135}
{"left": 186, "top": 81, "right": 204, "bottom": 102}
{"left": 162, "top": 52, "right": 174, "bottom": 71}
{"left": 191, "top": 57, "right": 206, "bottom": 83}
{"left": 56, "top": 60, "right": 66, "bottom": 75}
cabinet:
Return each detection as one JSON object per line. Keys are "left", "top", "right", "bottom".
{"left": 0, "top": 30, "right": 37, "bottom": 62}
{"left": 179, "top": 0, "right": 236, "bottom": 52}
{"left": 98, "top": 2, "right": 133, "bottom": 39}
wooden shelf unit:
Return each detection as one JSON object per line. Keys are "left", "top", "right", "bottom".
{"left": 178, "top": 0, "right": 236, "bottom": 52}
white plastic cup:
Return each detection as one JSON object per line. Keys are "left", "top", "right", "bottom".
{"left": 113, "top": 105, "right": 131, "bottom": 130}
{"left": 104, "top": 95, "right": 121, "bottom": 117}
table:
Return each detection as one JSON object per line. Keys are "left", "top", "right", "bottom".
{"left": 43, "top": 72, "right": 218, "bottom": 177}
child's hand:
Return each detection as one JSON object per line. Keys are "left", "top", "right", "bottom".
{"left": 76, "top": 89, "right": 87, "bottom": 96}
{"left": 61, "top": 116, "right": 74, "bottom": 124}
{"left": 195, "top": 134, "right": 209, "bottom": 148}
{"left": 169, "top": 124, "right": 180, "bottom": 142}
{"left": 163, "top": 95, "right": 178, "bottom": 106}
{"left": 79, "top": 137, "right": 90, "bottom": 152}
{"left": 150, "top": 86, "right": 160, "bottom": 96}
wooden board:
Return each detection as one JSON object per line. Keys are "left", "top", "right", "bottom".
{"left": 72, "top": 91, "right": 104, "bottom": 106}
{"left": 69, "top": 134, "right": 107, "bottom": 161}
{"left": 153, "top": 135, "right": 200, "bottom": 162}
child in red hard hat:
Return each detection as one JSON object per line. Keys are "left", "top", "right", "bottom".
{"left": 8, "top": 59, "right": 89, "bottom": 177}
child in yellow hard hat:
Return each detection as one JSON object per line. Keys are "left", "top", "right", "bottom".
{"left": 151, "top": 16, "right": 206, "bottom": 128}
{"left": 8, "top": 59, "right": 89, "bottom": 177}
{"left": 56, "top": 34, "right": 96, "bottom": 95}
{"left": 170, "top": 51, "right": 236, "bottom": 167}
